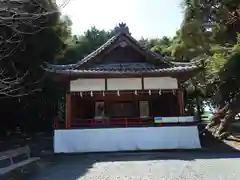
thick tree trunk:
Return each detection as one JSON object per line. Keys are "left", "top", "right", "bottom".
{"left": 206, "top": 104, "right": 229, "bottom": 130}
{"left": 215, "top": 110, "right": 235, "bottom": 139}
{"left": 205, "top": 104, "right": 235, "bottom": 139}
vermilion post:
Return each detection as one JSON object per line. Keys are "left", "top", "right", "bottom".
{"left": 178, "top": 90, "right": 183, "bottom": 116}
{"left": 66, "top": 93, "right": 71, "bottom": 129}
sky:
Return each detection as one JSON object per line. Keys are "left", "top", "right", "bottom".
{"left": 57, "top": 0, "right": 184, "bottom": 39}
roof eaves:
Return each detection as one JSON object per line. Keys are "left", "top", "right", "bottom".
{"left": 46, "top": 65, "right": 198, "bottom": 75}
{"left": 44, "top": 62, "right": 77, "bottom": 70}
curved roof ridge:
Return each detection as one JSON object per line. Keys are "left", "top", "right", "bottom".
{"left": 43, "top": 35, "right": 118, "bottom": 70}
{"left": 74, "top": 35, "right": 117, "bottom": 68}
{"left": 123, "top": 33, "right": 173, "bottom": 66}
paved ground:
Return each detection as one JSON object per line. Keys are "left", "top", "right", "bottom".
{"left": 28, "top": 152, "right": 240, "bottom": 180}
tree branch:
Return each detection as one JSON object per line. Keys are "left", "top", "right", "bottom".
{"left": 0, "top": 0, "right": 71, "bottom": 98}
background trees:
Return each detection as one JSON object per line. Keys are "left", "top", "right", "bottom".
{"left": 179, "top": 0, "right": 240, "bottom": 138}
{"left": 0, "top": 0, "right": 71, "bottom": 135}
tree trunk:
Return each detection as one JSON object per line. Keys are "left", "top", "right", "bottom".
{"left": 206, "top": 104, "right": 229, "bottom": 130}
{"left": 215, "top": 110, "right": 235, "bottom": 139}
{"left": 205, "top": 104, "right": 235, "bottom": 139}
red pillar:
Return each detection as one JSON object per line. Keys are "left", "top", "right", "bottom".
{"left": 178, "top": 90, "right": 184, "bottom": 116}
{"left": 66, "top": 93, "right": 71, "bottom": 129}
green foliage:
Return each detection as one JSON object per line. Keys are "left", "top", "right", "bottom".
{"left": 232, "top": 33, "right": 240, "bottom": 51}
{"left": 206, "top": 53, "right": 227, "bottom": 78}
{"left": 210, "top": 52, "right": 240, "bottom": 106}
{"left": 57, "top": 26, "right": 112, "bottom": 64}
{"left": 179, "top": 0, "right": 240, "bottom": 111}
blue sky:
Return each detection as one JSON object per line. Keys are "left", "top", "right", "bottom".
{"left": 57, "top": 0, "right": 184, "bottom": 39}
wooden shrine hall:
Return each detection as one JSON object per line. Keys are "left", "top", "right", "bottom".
{"left": 44, "top": 23, "right": 201, "bottom": 153}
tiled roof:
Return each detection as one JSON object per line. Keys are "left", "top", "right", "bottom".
{"left": 45, "top": 25, "right": 173, "bottom": 71}
{"left": 44, "top": 65, "right": 198, "bottom": 75}
{"left": 44, "top": 61, "right": 198, "bottom": 72}
{"left": 43, "top": 23, "right": 200, "bottom": 75}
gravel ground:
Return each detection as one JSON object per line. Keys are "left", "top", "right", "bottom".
{"left": 28, "top": 152, "right": 240, "bottom": 180}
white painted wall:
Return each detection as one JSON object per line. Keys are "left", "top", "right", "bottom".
{"left": 154, "top": 116, "right": 195, "bottom": 123}
{"left": 70, "top": 78, "right": 105, "bottom": 92}
{"left": 69, "top": 77, "right": 179, "bottom": 92}
{"left": 179, "top": 116, "right": 194, "bottom": 122}
{"left": 54, "top": 126, "right": 201, "bottom": 153}
{"left": 107, "top": 78, "right": 142, "bottom": 90}
{"left": 144, "top": 77, "right": 178, "bottom": 90}
{"left": 162, "top": 117, "right": 179, "bottom": 123}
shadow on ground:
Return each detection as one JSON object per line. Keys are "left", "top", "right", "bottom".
{"left": 0, "top": 132, "right": 53, "bottom": 157}
{"left": 27, "top": 155, "right": 92, "bottom": 180}
{"left": 198, "top": 123, "right": 240, "bottom": 151}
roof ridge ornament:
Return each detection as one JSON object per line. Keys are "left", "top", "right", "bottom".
{"left": 115, "top": 22, "right": 131, "bottom": 35}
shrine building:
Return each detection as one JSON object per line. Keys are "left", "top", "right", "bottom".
{"left": 44, "top": 23, "right": 201, "bottom": 153}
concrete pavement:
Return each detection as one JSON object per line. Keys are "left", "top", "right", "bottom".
{"left": 28, "top": 152, "right": 240, "bottom": 180}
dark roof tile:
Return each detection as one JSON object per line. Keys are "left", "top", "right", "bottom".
{"left": 43, "top": 65, "right": 198, "bottom": 75}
